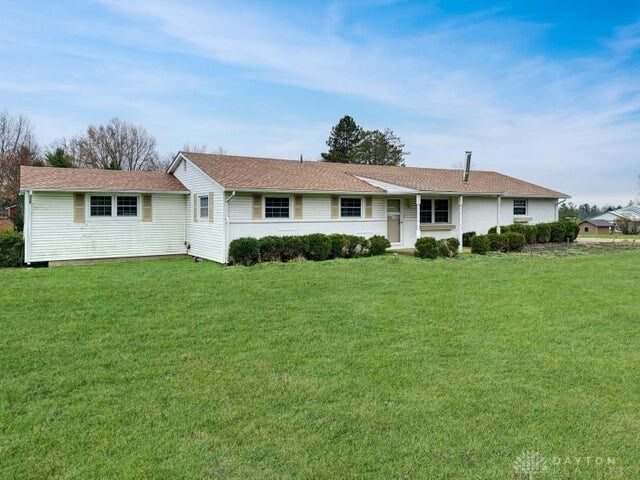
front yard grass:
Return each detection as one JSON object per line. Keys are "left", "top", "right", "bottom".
{"left": 1, "top": 251, "right": 639, "bottom": 478}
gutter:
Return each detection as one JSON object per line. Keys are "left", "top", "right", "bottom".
{"left": 224, "top": 191, "right": 237, "bottom": 263}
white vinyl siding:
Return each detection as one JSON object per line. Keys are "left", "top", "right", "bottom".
{"left": 172, "top": 157, "right": 226, "bottom": 263}
{"left": 227, "top": 193, "right": 386, "bottom": 242}
{"left": 28, "top": 192, "right": 187, "bottom": 262}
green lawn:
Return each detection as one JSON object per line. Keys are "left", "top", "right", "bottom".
{"left": 1, "top": 251, "right": 639, "bottom": 479}
{"left": 579, "top": 233, "right": 640, "bottom": 239}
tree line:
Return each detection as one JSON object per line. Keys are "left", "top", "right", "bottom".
{"left": 0, "top": 111, "right": 166, "bottom": 205}
{"left": 558, "top": 201, "right": 635, "bottom": 222}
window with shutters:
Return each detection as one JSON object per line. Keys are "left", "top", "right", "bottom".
{"left": 340, "top": 197, "right": 362, "bottom": 217}
{"left": 265, "top": 197, "right": 290, "bottom": 218}
{"left": 199, "top": 196, "right": 209, "bottom": 219}
{"left": 117, "top": 196, "right": 138, "bottom": 216}
{"left": 90, "top": 196, "right": 112, "bottom": 217}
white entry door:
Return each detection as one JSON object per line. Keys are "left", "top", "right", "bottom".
{"left": 387, "top": 199, "right": 401, "bottom": 244}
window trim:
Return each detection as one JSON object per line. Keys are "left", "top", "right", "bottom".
{"left": 88, "top": 194, "right": 140, "bottom": 219}
{"left": 198, "top": 195, "right": 209, "bottom": 220}
{"left": 420, "top": 198, "right": 451, "bottom": 224}
{"left": 339, "top": 196, "right": 363, "bottom": 219}
{"left": 116, "top": 195, "right": 138, "bottom": 217}
{"left": 513, "top": 198, "right": 528, "bottom": 216}
{"left": 263, "top": 196, "right": 292, "bottom": 219}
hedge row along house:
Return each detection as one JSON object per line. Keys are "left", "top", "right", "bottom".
{"left": 19, "top": 153, "right": 568, "bottom": 265}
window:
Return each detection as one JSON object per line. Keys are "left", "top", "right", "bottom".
{"left": 434, "top": 199, "right": 449, "bottom": 223}
{"left": 199, "top": 196, "right": 209, "bottom": 219}
{"left": 340, "top": 197, "right": 362, "bottom": 217}
{"left": 513, "top": 199, "right": 527, "bottom": 215}
{"left": 265, "top": 197, "right": 290, "bottom": 218}
{"left": 420, "top": 199, "right": 449, "bottom": 223}
{"left": 117, "top": 196, "right": 137, "bottom": 216}
{"left": 420, "top": 200, "right": 432, "bottom": 223}
{"left": 90, "top": 196, "right": 112, "bottom": 216}
{"left": 584, "top": 226, "right": 590, "bottom": 232}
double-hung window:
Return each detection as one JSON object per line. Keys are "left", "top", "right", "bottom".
{"left": 513, "top": 199, "right": 527, "bottom": 215}
{"left": 90, "top": 195, "right": 139, "bottom": 217}
{"left": 90, "top": 196, "right": 112, "bottom": 217}
{"left": 199, "top": 196, "right": 209, "bottom": 219}
{"left": 265, "top": 197, "right": 290, "bottom": 218}
{"left": 340, "top": 198, "right": 362, "bottom": 217}
{"left": 117, "top": 196, "right": 138, "bottom": 216}
{"left": 420, "top": 199, "right": 449, "bottom": 223}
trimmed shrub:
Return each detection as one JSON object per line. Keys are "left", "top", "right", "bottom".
{"left": 0, "top": 230, "right": 23, "bottom": 267}
{"left": 305, "top": 233, "right": 332, "bottom": 261}
{"left": 508, "top": 223, "right": 526, "bottom": 234}
{"left": 488, "top": 226, "right": 497, "bottom": 234}
{"left": 438, "top": 239, "right": 452, "bottom": 258}
{"left": 328, "top": 233, "right": 347, "bottom": 259}
{"left": 446, "top": 237, "right": 460, "bottom": 253}
{"left": 369, "top": 235, "right": 391, "bottom": 256}
{"left": 503, "top": 232, "right": 525, "bottom": 252}
{"left": 259, "top": 236, "right": 283, "bottom": 262}
{"left": 549, "top": 222, "right": 566, "bottom": 243}
{"left": 470, "top": 235, "right": 490, "bottom": 255}
{"left": 522, "top": 225, "right": 538, "bottom": 244}
{"left": 343, "top": 235, "right": 369, "bottom": 258}
{"left": 415, "top": 237, "right": 439, "bottom": 259}
{"left": 281, "top": 235, "right": 309, "bottom": 261}
{"left": 486, "top": 233, "right": 508, "bottom": 252}
{"left": 562, "top": 221, "right": 580, "bottom": 242}
{"left": 462, "top": 231, "right": 476, "bottom": 247}
{"left": 536, "top": 223, "right": 551, "bottom": 243}
{"left": 229, "top": 237, "right": 260, "bottom": 266}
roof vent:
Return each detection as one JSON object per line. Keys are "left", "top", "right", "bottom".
{"left": 462, "top": 151, "right": 472, "bottom": 183}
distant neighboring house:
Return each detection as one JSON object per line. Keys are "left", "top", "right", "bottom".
{"left": 579, "top": 218, "right": 613, "bottom": 235}
{"left": 583, "top": 205, "right": 640, "bottom": 233}
{"left": 19, "top": 153, "right": 568, "bottom": 265}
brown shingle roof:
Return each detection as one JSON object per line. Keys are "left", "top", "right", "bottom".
{"left": 20, "top": 166, "right": 188, "bottom": 193}
{"left": 181, "top": 153, "right": 567, "bottom": 197}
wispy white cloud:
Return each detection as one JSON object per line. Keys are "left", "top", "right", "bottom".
{"left": 1, "top": 0, "right": 639, "bottom": 204}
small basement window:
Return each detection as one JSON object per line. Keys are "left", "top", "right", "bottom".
{"left": 340, "top": 197, "right": 362, "bottom": 217}
{"left": 117, "top": 196, "right": 138, "bottom": 216}
{"left": 514, "top": 199, "right": 527, "bottom": 215}
{"left": 90, "top": 196, "right": 112, "bottom": 216}
{"left": 199, "top": 196, "right": 209, "bottom": 219}
{"left": 265, "top": 197, "right": 290, "bottom": 218}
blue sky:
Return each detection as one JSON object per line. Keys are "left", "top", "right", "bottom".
{"left": 1, "top": 1, "right": 639, "bottom": 205}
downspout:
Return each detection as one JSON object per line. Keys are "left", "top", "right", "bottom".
{"left": 415, "top": 194, "right": 421, "bottom": 243}
{"left": 224, "top": 191, "right": 236, "bottom": 263}
{"left": 496, "top": 195, "right": 502, "bottom": 234}
{"left": 457, "top": 196, "right": 463, "bottom": 253}
{"left": 24, "top": 191, "right": 31, "bottom": 265}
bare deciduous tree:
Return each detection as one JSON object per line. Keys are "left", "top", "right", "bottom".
{"left": 0, "top": 111, "right": 40, "bottom": 203}
{"left": 71, "top": 118, "right": 159, "bottom": 171}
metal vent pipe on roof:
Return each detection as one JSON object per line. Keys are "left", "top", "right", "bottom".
{"left": 463, "top": 151, "right": 472, "bottom": 182}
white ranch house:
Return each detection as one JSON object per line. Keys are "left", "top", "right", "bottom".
{"left": 20, "top": 153, "right": 568, "bottom": 265}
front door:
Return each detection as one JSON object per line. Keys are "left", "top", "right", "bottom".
{"left": 387, "top": 199, "right": 401, "bottom": 244}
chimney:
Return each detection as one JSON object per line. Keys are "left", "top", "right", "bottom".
{"left": 462, "top": 151, "right": 472, "bottom": 183}
{"left": 300, "top": 154, "right": 303, "bottom": 164}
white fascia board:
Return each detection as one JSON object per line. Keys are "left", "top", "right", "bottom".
{"left": 23, "top": 188, "right": 189, "bottom": 195}
{"left": 167, "top": 152, "right": 187, "bottom": 174}
{"left": 354, "top": 176, "right": 419, "bottom": 194}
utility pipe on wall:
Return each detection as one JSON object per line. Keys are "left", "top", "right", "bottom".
{"left": 458, "top": 196, "right": 463, "bottom": 253}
